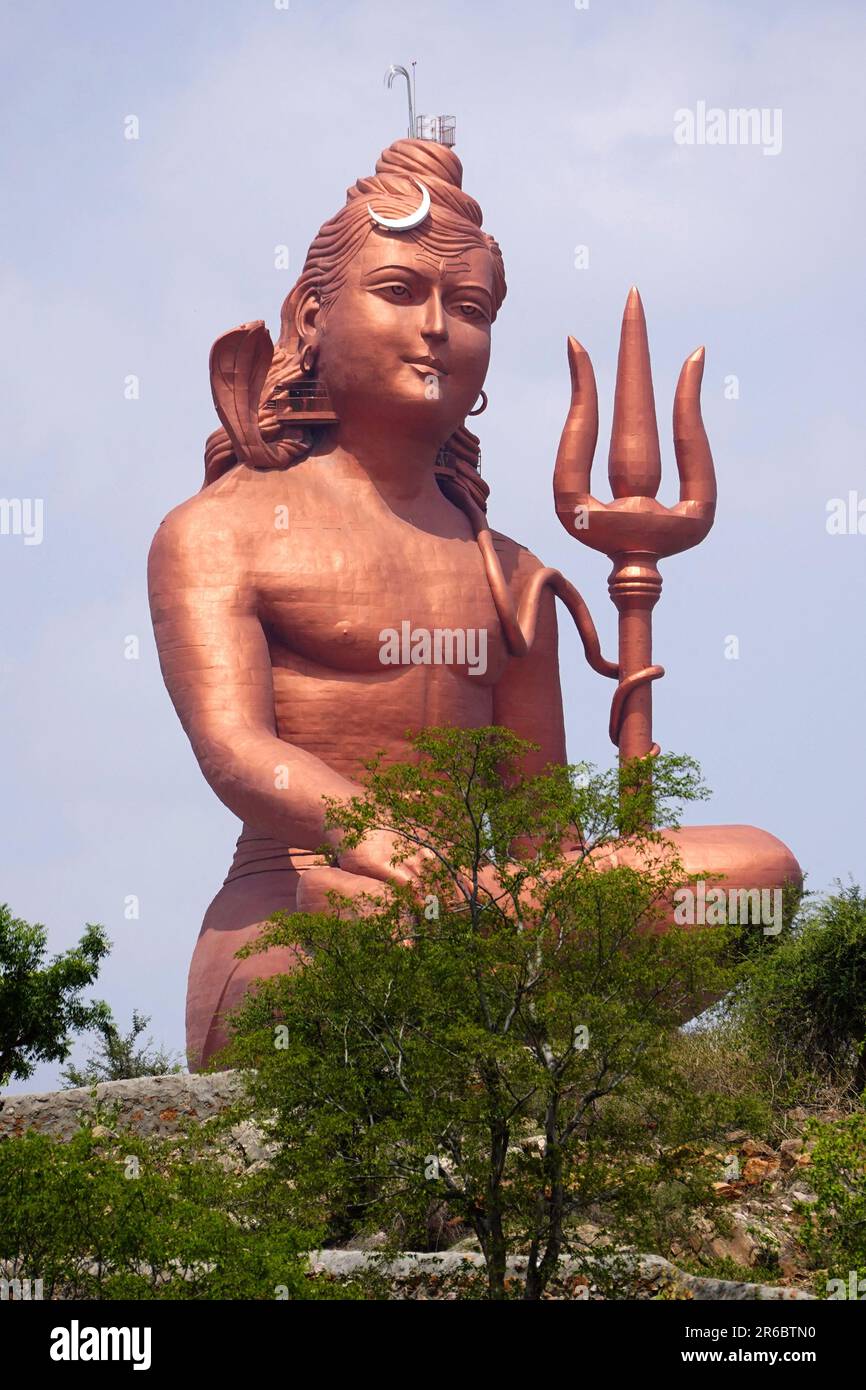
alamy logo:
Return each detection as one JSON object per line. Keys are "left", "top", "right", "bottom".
{"left": 49, "top": 1320, "right": 152, "bottom": 1371}
{"left": 0, "top": 497, "right": 43, "bottom": 545}
{"left": 379, "top": 621, "right": 488, "bottom": 676}
{"left": 674, "top": 102, "right": 782, "bottom": 156}
{"left": 673, "top": 882, "right": 783, "bottom": 935}
{"left": 826, "top": 492, "right": 866, "bottom": 535}
{"left": 827, "top": 1271, "right": 866, "bottom": 1299}
{"left": 1, "top": 1277, "right": 43, "bottom": 1300}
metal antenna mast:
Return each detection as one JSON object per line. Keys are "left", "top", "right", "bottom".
{"left": 384, "top": 64, "right": 415, "bottom": 139}
{"left": 383, "top": 63, "right": 456, "bottom": 147}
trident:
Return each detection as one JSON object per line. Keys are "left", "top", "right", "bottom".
{"left": 553, "top": 288, "right": 717, "bottom": 763}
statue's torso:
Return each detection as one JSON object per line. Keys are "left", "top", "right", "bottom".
{"left": 210, "top": 463, "right": 517, "bottom": 778}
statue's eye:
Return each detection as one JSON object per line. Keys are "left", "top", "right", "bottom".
{"left": 384, "top": 284, "right": 411, "bottom": 298}
{"left": 456, "top": 301, "right": 489, "bottom": 322}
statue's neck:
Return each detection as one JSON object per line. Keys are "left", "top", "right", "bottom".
{"left": 309, "top": 430, "right": 446, "bottom": 510}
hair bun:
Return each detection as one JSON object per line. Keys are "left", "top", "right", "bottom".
{"left": 375, "top": 137, "right": 464, "bottom": 189}
{"left": 346, "top": 138, "right": 483, "bottom": 228}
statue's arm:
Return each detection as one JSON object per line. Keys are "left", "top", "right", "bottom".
{"left": 147, "top": 501, "right": 362, "bottom": 855}
{"left": 491, "top": 549, "right": 568, "bottom": 772}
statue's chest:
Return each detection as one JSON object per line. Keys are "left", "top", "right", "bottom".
{"left": 254, "top": 520, "right": 506, "bottom": 677}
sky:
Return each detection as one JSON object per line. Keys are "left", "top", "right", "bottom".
{"left": 2, "top": 0, "right": 864, "bottom": 1092}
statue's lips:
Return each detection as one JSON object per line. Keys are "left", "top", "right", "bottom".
{"left": 404, "top": 358, "right": 449, "bottom": 378}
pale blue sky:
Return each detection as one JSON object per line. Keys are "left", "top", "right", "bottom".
{"left": 2, "top": 0, "right": 864, "bottom": 1090}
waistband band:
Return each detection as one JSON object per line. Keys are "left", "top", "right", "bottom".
{"left": 223, "top": 827, "right": 328, "bottom": 885}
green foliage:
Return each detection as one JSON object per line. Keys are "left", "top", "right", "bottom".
{"left": 677, "top": 1254, "right": 782, "bottom": 1287}
{"left": 671, "top": 1019, "right": 775, "bottom": 1138}
{"left": 0, "top": 1121, "right": 337, "bottom": 1300}
{"left": 222, "top": 726, "right": 745, "bottom": 1300}
{"left": 61, "top": 1009, "right": 183, "bottom": 1088}
{"left": 727, "top": 883, "right": 866, "bottom": 1094}
{"left": 0, "top": 904, "right": 110, "bottom": 1087}
{"left": 800, "top": 1109, "right": 866, "bottom": 1287}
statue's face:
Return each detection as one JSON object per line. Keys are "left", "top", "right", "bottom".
{"left": 315, "top": 227, "right": 495, "bottom": 442}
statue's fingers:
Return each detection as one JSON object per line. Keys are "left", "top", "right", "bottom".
{"left": 673, "top": 347, "right": 716, "bottom": 506}
{"left": 296, "top": 866, "right": 389, "bottom": 915}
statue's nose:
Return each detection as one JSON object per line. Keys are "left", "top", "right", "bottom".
{"left": 421, "top": 289, "right": 448, "bottom": 342}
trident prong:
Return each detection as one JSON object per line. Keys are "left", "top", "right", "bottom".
{"left": 553, "top": 287, "right": 716, "bottom": 762}
{"left": 609, "top": 285, "right": 662, "bottom": 499}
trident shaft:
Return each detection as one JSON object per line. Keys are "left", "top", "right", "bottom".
{"left": 553, "top": 288, "right": 717, "bottom": 761}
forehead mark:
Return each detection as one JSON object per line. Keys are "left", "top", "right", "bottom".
{"left": 412, "top": 247, "right": 473, "bottom": 279}
{"left": 361, "top": 234, "right": 490, "bottom": 295}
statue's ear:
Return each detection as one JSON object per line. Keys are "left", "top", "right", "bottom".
{"left": 292, "top": 286, "right": 322, "bottom": 350}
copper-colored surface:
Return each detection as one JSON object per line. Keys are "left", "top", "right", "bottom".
{"left": 554, "top": 287, "right": 716, "bottom": 760}
{"left": 148, "top": 139, "right": 801, "bottom": 1069}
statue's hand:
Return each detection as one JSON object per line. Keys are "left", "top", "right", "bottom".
{"left": 337, "top": 829, "right": 433, "bottom": 889}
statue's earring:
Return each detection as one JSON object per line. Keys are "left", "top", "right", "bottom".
{"left": 468, "top": 389, "right": 488, "bottom": 417}
{"left": 264, "top": 340, "right": 338, "bottom": 425}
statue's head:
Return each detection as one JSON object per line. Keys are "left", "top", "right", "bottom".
{"left": 205, "top": 139, "right": 507, "bottom": 507}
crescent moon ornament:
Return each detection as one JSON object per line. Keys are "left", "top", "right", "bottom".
{"left": 367, "top": 178, "right": 431, "bottom": 230}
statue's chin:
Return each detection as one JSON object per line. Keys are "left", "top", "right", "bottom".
{"left": 331, "top": 375, "right": 470, "bottom": 435}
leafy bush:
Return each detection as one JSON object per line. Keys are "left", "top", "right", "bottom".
{"left": 61, "top": 1009, "right": 182, "bottom": 1088}
{"left": 728, "top": 883, "right": 866, "bottom": 1095}
{"left": 670, "top": 1020, "right": 774, "bottom": 1138}
{"left": 800, "top": 1109, "right": 866, "bottom": 1287}
{"left": 0, "top": 1122, "right": 337, "bottom": 1300}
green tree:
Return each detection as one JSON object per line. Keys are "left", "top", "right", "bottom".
{"left": 61, "top": 1009, "right": 182, "bottom": 1088}
{"left": 0, "top": 905, "right": 110, "bottom": 1087}
{"left": 223, "top": 727, "right": 747, "bottom": 1300}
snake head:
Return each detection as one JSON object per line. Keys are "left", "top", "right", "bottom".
{"left": 209, "top": 321, "right": 290, "bottom": 471}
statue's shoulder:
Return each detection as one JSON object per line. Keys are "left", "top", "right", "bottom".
{"left": 484, "top": 529, "right": 557, "bottom": 613}
{"left": 149, "top": 466, "right": 272, "bottom": 553}
{"left": 148, "top": 468, "right": 253, "bottom": 577}
{"left": 487, "top": 528, "right": 544, "bottom": 577}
